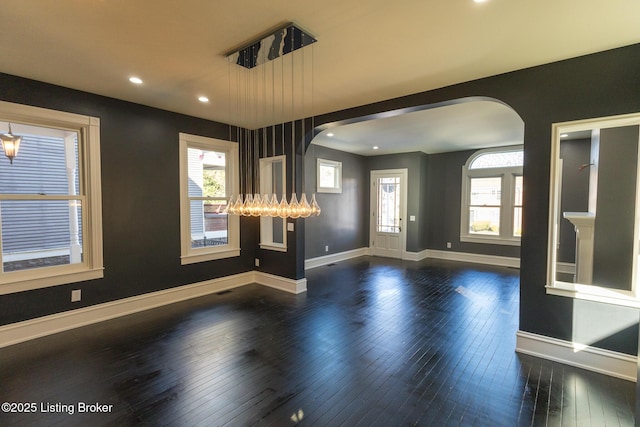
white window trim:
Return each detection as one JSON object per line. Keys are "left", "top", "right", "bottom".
{"left": 317, "top": 158, "right": 342, "bottom": 193}
{"left": 0, "top": 101, "right": 103, "bottom": 295}
{"left": 179, "top": 133, "right": 240, "bottom": 264}
{"left": 259, "top": 155, "right": 287, "bottom": 252}
{"left": 546, "top": 112, "right": 640, "bottom": 309}
{"left": 460, "top": 146, "right": 523, "bottom": 246}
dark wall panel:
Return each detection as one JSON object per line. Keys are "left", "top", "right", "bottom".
{"left": 426, "top": 150, "right": 521, "bottom": 258}
{"left": 0, "top": 74, "right": 255, "bottom": 326}
{"left": 593, "top": 126, "right": 639, "bottom": 290}
{"left": 557, "top": 138, "right": 591, "bottom": 263}
{"left": 304, "top": 144, "right": 368, "bottom": 259}
{"left": 367, "top": 152, "right": 427, "bottom": 252}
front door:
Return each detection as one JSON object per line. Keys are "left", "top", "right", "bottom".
{"left": 370, "top": 169, "right": 407, "bottom": 259}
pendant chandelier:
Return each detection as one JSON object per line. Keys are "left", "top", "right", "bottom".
{"left": 1, "top": 123, "right": 22, "bottom": 164}
{"left": 224, "top": 23, "right": 320, "bottom": 218}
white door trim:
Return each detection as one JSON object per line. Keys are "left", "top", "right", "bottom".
{"left": 370, "top": 169, "right": 408, "bottom": 259}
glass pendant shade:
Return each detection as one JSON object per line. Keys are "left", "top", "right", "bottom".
{"left": 299, "top": 193, "right": 311, "bottom": 218}
{"left": 310, "top": 193, "right": 321, "bottom": 216}
{"left": 288, "top": 193, "right": 300, "bottom": 219}
{"left": 277, "top": 194, "right": 289, "bottom": 218}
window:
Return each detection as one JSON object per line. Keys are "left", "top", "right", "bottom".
{"left": 460, "top": 146, "right": 523, "bottom": 245}
{"left": 317, "top": 158, "right": 342, "bottom": 193}
{"left": 259, "top": 156, "right": 287, "bottom": 251}
{"left": 179, "top": 133, "right": 239, "bottom": 264}
{"left": 0, "top": 101, "right": 103, "bottom": 294}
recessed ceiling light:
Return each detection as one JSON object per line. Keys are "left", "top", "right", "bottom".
{"left": 560, "top": 133, "right": 569, "bottom": 138}
{"left": 474, "top": 0, "right": 488, "bottom": 3}
{"left": 327, "top": 132, "right": 334, "bottom": 137}
{"left": 198, "top": 96, "right": 209, "bottom": 103}
{"left": 129, "top": 76, "right": 143, "bottom": 85}
{"left": 373, "top": 146, "right": 379, "bottom": 150}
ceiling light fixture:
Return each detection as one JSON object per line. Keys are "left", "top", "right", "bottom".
{"left": 373, "top": 146, "right": 379, "bottom": 150}
{"left": 327, "top": 133, "right": 334, "bottom": 137}
{"left": 224, "top": 23, "right": 320, "bottom": 218}
{"left": 1, "top": 123, "right": 22, "bottom": 164}
{"left": 129, "top": 76, "right": 143, "bottom": 85}
{"left": 560, "top": 133, "right": 569, "bottom": 138}
{"left": 198, "top": 96, "right": 209, "bottom": 103}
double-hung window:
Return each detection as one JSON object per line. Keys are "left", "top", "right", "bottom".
{"left": 0, "top": 101, "right": 103, "bottom": 294}
{"left": 179, "top": 133, "right": 239, "bottom": 264}
{"left": 460, "top": 146, "right": 523, "bottom": 245}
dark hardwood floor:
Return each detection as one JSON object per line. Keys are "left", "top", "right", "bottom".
{"left": 0, "top": 257, "right": 635, "bottom": 426}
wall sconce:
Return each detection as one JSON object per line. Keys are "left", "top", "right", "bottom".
{"left": 1, "top": 123, "right": 22, "bottom": 164}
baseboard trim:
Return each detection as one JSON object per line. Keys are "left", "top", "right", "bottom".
{"left": 0, "top": 270, "right": 303, "bottom": 348}
{"left": 255, "top": 271, "right": 307, "bottom": 294}
{"left": 425, "top": 249, "right": 520, "bottom": 268}
{"left": 403, "top": 249, "right": 429, "bottom": 261}
{"left": 305, "top": 247, "right": 370, "bottom": 270}
{"left": 516, "top": 330, "right": 637, "bottom": 382}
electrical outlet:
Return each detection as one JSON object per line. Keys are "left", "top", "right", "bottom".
{"left": 255, "top": 258, "right": 260, "bottom": 267}
{"left": 446, "top": 242, "right": 452, "bottom": 249}
{"left": 71, "top": 289, "right": 81, "bottom": 302}
{"left": 325, "top": 245, "right": 329, "bottom": 252}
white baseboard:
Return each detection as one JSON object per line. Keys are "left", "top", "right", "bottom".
{"left": 305, "top": 247, "right": 370, "bottom": 270}
{"left": 255, "top": 271, "right": 307, "bottom": 294}
{"left": 516, "top": 330, "right": 637, "bottom": 382}
{"left": 403, "top": 249, "right": 429, "bottom": 261}
{"left": 0, "top": 270, "right": 303, "bottom": 348}
{"left": 425, "top": 249, "right": 520, "bottom": 268}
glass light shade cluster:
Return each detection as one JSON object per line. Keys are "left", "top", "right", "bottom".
{"left": 225, "top": 193, "right": 320, "bottom": 218}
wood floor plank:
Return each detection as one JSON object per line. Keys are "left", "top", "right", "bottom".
{"left": 0, "top": 257, "right": 635, "bottom": 427}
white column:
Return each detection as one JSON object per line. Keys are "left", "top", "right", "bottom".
{"left": 563, "top": 212, "right": 596, "bottom": 285}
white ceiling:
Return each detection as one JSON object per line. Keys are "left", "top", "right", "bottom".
{"left": 312, "top": 99, "right": 524, "bottom": 155}
{"left": 2, "top": 0, "right": 639, "bottom": 152}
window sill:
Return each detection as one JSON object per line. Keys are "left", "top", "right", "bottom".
{"left": 0, "top": 267, "right": 104, "bottom": 295}
{"left": 460, "top": 235, "right": 521, "bottom": 246}
{"left": 259, "top": 244, "right": 287, "bottom": 253}
{"left": 181, "top": 248, "right": 240, "bottom": 265}
{"left": 546, "top": 282, "right": 640, "bottom": 309}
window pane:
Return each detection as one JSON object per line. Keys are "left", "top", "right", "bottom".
{"left": 469, "top": 206, "right": 500, "bottom": 235}
{"left": 470, "top": 177, "right": 502, "bottom": 206}
{"left": 514, "top": 175, "right": 523, "bottom": 237}
{"left": 377, "top": 177, "right": 400, "bottom": 233}
{"left": 187, "top": 148, "right": 226, "bottom": 198}
{"left": 469, "top": 150, "right": 523, "bottom": 169}
{"left": 2, "top": 199, "right": 83, "bottom": 272}
{"left": 513, "top": 207, "right": 523, "bottom": 237}
{"left": 0, "top": 127, "right": 80, "bottom": 196}
{"left": 190, "top": 199, "right": 228, "bottom": 248}
{"left": 319, "top": 164, "right": 336, "bottom": 188}
{"left": 514, "top": 176, "right": 523, "bottom": 206}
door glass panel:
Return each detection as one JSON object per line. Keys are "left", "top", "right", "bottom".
{"left": 377, "top": 177, "right": 400, "bottom": 233}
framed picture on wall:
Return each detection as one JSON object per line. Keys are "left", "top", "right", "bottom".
{"left": 317, "top": 158, "right": 342, "bottom": 193}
